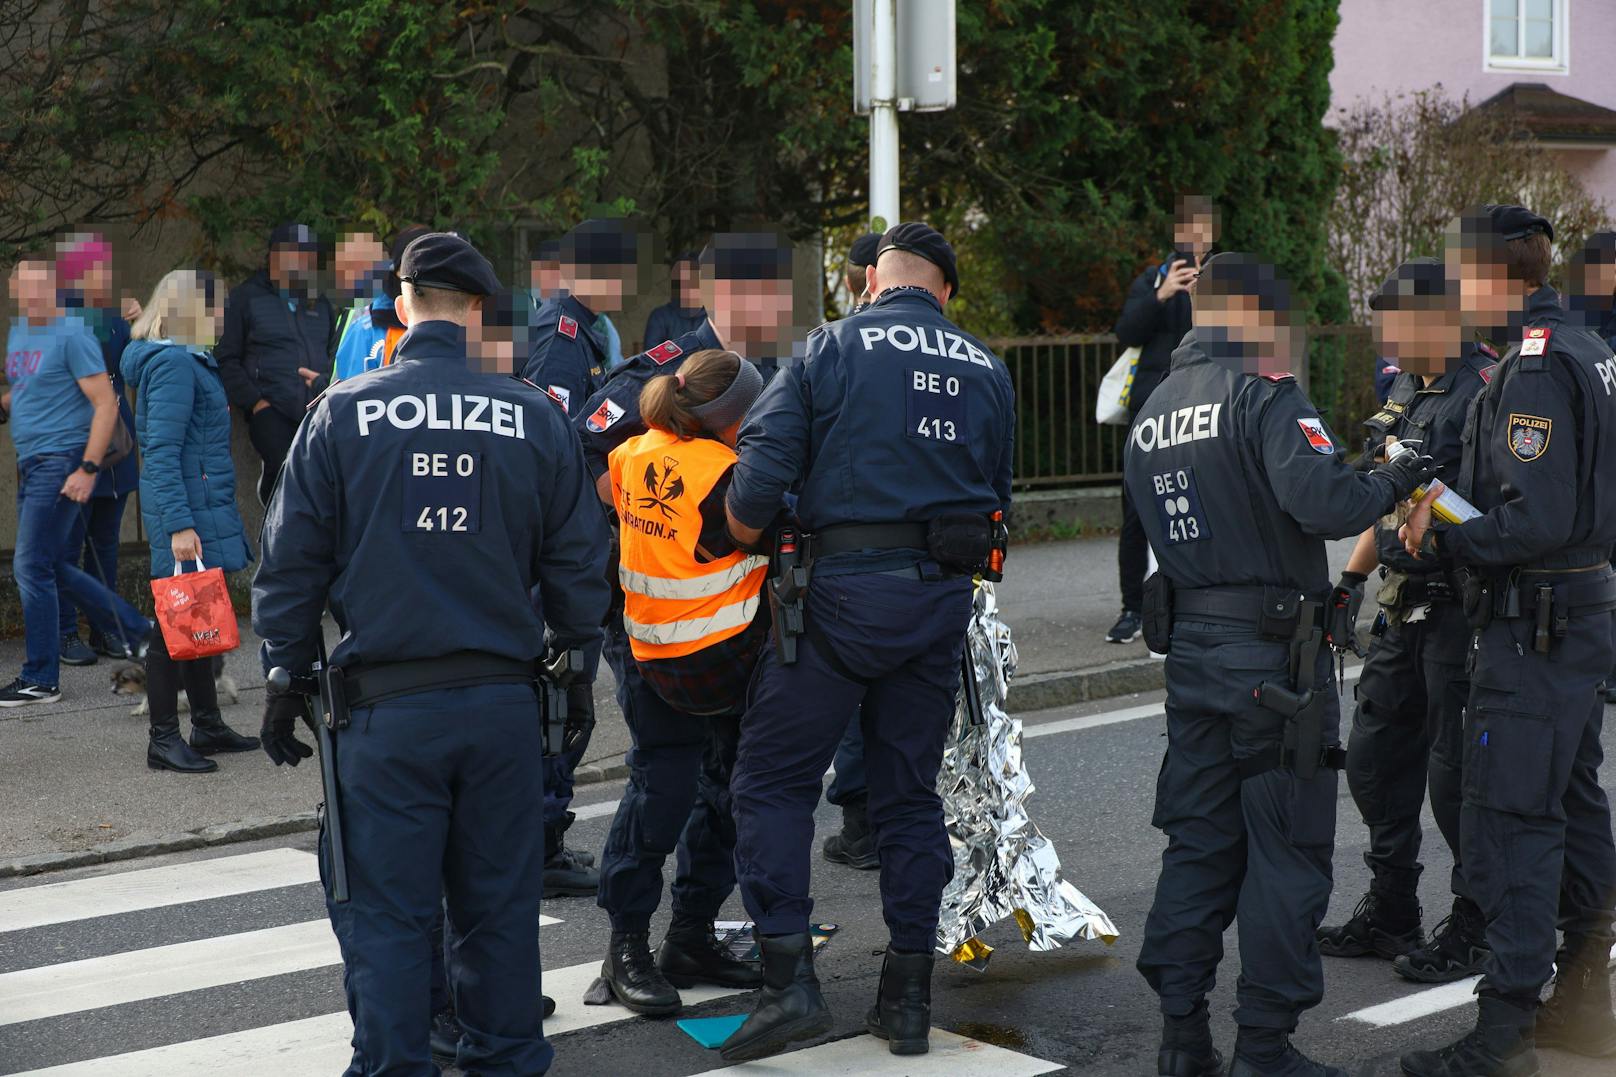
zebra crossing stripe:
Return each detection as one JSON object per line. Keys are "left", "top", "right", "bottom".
{"left": 0, "top": 849, "right": 320, "bottom": 933}
{"left": 685, "top": 1029, "right": 1064, "bottom": 1076}
{"left": 1339, "top": 942, "right": 1616, "bottom": 1027}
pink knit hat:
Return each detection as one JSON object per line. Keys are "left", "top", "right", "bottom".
{"left": 56, "top": 234, "right": 112, "bottom": 285}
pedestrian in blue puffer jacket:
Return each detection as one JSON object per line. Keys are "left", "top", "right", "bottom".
{"left": 123, "top": 269, "right": 259, "bottom": 774}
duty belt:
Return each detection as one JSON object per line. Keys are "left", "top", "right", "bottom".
{"left": 1172, "top": 585, "right": 1326, "bottom": 639}
{"left": 342, "top": 651, "right": 537, "bottom": 710}
{"left": 1522, "top": 547, "right": 1610, "bottom": 572}
{"left": 808, "top": 522, "right": 929, "bottom": 558}
{"left": 1400, "top": 575, "right": 1454, "bottom": 606}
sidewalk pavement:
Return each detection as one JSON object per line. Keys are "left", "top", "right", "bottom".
{"left": 0, "top": 535, "right": 1355, "bottom": 869}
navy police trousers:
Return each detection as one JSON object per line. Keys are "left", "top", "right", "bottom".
{"left": 1138, "top": 620, "right": 1339, "bottom": 1030}
{"left": 1461, "top": 583, "right": 1616, "bottom": 1004}
{"left": 597, "top": 620, "right": 741, "bottom": 932}
{"left": 323, "top": 682, "right": 551, "bottom": 1077}
{"left": 731, "top": 571, "right": 972, "bottom": 952}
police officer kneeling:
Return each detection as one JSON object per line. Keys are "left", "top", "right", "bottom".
{"left": 719, "top": 223, "right": 1015, "bottom": 1062}
{"left": 253, "top": 233, "right": 609, "bottom": 1076}
{"left": 1124, "top": 253, "right": 1437, "bottom": 1077}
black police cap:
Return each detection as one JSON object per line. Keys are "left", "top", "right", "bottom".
{"left": 397, "top": 232, "right": 501, "bottom": 297}
{"left": 268, "top": 222, "right": 318, "bottom": 251}
{"left": 1197, "top": 252, "right": 1292, "bottom": 313}
{"left": 1483, "top": 204, "right": 1554, "bottom": 243}
{"left": 847, "top": 232, "right": 883, "bottom": 269}
{"left": 562, "top": 219, "right": 638, "bottom": 267}
{"left": 878, "top": 221, "right": 960, "bottom": 296}
{"left": 1369, "top": 257, "right": 1450, "bottom": 311}
{"left": 531, "top": 237, "right": 563, "bottom": 263}
{"left": 700, "top": 232, "right": 794, "bottom": 281}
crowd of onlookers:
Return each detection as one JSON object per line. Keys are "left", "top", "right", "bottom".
{"left": 1, "top": 222, "right": 710, "bottom": 774}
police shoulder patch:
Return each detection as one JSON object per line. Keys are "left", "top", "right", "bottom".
{"left": 585, "top": 397, "right": 624, "bottom": 433}
{"left": 1479, "top": 363, "right": 1496, "bottom": 384}
{"left": 1520, "top": 326, "right": 1551, "bottom": 357}
{"left": 558, "top": 315, "right": 578, "bottom": 339}
{"left": 546, "top": 384, "right": 571, "bottom": 411}
{"left": 1297, "top": 416, "right": 1335, "bottom": 454}
{"left": 1259, "top": 372, "right": 1295, "bottom": 383}
{"left": 646, "top": 339, "right": 683, "bottom": 365}
{"left": 1507, "top": 413, "right": 1551, "bottom": 461}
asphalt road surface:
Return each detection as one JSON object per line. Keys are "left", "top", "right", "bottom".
{"left": 2, "top": 683, "right": 1612, "bottom": 1077}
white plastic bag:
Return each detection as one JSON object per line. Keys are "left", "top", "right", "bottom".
{"left": 1095, "top": 345, "right": 1140, "bottom": 425}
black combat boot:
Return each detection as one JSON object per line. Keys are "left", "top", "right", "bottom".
{"left": 657, "top": 916, "right": 763, "bottom": 989}
{"left": 821, "top": 793, "right": 879, "bottom": 870}
{"left": 1534, "top": 938, "right": 1616, "bottom": 1057}
{"left": 1229, "top": 1026, "right": 1348, "bottom": 1076}
{"left": 1156, "top": 1000, "right": 1222, "bottom": 1077}
{"left": 865, "top": 948, "right": 933, "bottom": 1055}
{"left": 1399, "top": 996, "right": 1540, "bottom": 1077}
{"left": 1317, "top": 879, "right": 1424, "bottom": 960}
{"left": 719, "top": 932, "right": 833, "bottom": 1063}
{"left": 1393, "top": 896, "right": 1490, "bottom": 983}
{"left": 430, "top": 998, "right": 555, "bottom": 1063}
{"left": 148, "top": 714, "right": 217, "bottom": 773}
{"left": 543, "top": 846, "right": 599, "bottom": 898}
{"left": 602, "top": 931, "right": 681, "bottom": 1016}
{"left": 188, "top": 710, "right": 261, "bottom": 754}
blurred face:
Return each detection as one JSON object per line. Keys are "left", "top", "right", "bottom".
{"left": 333, "top": 233, "right": 385, "bottom": 297}
{"left": 673, "top": 262, "right": 700, "bottom": 307}
{"left": 706, "top": 276, "right": 794, "bottom": 355}
{"left": 467, "top": 321, "right": 517, "bottom": 373}
{"left": 1174, "top": 213, "right": 1217, "bottom": 260}
{"left": 560, "top": 263, "right": 627, "bottom": 312}
{"left": 1195, "top": 292, "right": 1295, "bottom": 374}
{"left": 532, "top": 259, "right": 562, "bottom": 300}
{"left": 11, "top": 261, "right": 57, "bottom": 319}
{"left": 269, "top": 246, "right": 318, "bottom": 291}
{"left": 1449, "top": 251, "right": 1518, "bottom": 333}
{"left": 200, "top": 296, "right": 226, "bottom": 346}
{"left": 75, "top": 262, "right": 112, "bottom": 303}
{"left": 1577, "top": 259, "right": 1616, "bottom": 303}
{"left": 1373, "top": 303, "right": 1463, "bottom": 377}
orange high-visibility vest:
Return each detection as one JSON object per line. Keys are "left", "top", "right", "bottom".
{"left": 609, "top": 428, "right": 768, "bottom": 661}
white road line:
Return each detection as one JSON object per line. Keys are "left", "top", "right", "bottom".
{"left": 11, "top": 959, "right": 747, "bottom": 1076}
{"left": 687, "top": 1029, "right": 1064, "bottom": 1076}
{"left": 0, "top": 849, "right": 321, "bottom": 934}
{"left": 1340, "top": 943, "right": 1616, "bottom": 1027}
{"left": 0, "top": 911, "right": 562, "bottom": 1026}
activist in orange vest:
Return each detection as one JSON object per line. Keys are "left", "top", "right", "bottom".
{"left": 608, "top": 348, "right": 770, "bottom": 716}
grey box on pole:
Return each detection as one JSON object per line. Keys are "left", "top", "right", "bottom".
{"left": 853, "top": 0, "right": 957, "bottom": 114}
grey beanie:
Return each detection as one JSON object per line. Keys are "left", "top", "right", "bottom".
{"left": 689, "top": 358, "right": 765, "bottom": 431}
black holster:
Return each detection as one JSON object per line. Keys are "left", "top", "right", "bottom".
{"left": 1254, "top": 600, "right": 1329, "bottom": 781}
{"left": 1141, "top": 572, "right": 1174, "bottom": 653}
{"left": 769, "top": 527, "right": 808, "bottom": 665}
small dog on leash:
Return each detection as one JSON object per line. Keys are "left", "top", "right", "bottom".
{"left": 111, "top": 656, "right": 240, "bottom": 717}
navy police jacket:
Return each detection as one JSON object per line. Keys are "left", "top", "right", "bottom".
{"left": 522, "top": 293, "right": 608, "bottom": 419}
{"left": 727, "top": 287, "right": 1015, "bottom": 573}
{"left": 1367, "top": 342, "right": 1496, "bottom": 575}
{"left": 253, "top": 320, "right": 611, "bottom": 677}
{"left": 575, "top": 320, "right": 724, "bottom": 480}
{"left": 1122, "top": 332, "right": 1399, "bottom": 597}
{"left": 1444, "top": 287, "right": 1616, "bottom": 568}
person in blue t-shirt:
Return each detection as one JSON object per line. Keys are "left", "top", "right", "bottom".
{"left": 3, "top": 258, "right": 152, "bottom": 706}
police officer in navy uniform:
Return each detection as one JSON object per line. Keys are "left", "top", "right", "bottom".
{"left": 1317, "top": 260, "right": 1497, "bottom": 982}
{"left": 1124, "top": 253, "right": 1436, "bottom": 1077}
{"left": 1400, "top": 205, "right": 1616, "bottom": 1076}
{"left": 521, "top": 218, "right": 637, "bottom": 899}
{"left": 718, "top": 222, "right": 1014, "bottom": 1063}
{"left": 523, "top": 219, "right": 636, "bottom": 423}
{"left": 566, "top": 232, "right": 794, "bottom": 1014}
{"left": 254, "top": 232, "right": 610, "bottom": 1076}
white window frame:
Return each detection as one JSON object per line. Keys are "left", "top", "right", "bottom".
{"left": 1483, "top": 0, "right": 1569, "bottom": 75}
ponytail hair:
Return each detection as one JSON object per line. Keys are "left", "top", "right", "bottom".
{"left": 640, "top": 349, "right": 758, "bottom": 439}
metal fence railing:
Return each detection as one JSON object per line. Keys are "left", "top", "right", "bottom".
{"left": 991, "top": 325, "right": 1379, "bottom": 489}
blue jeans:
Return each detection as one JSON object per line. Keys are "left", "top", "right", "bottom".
{"left": 14, "top": 452, "right": 148, "bottom": 686}
{"left": 57, "top": 492, "right": 131, "bottom": 639}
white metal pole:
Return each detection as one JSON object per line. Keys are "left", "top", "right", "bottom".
{"left": 869, "top": 0, "right": 900, "bottom": 233}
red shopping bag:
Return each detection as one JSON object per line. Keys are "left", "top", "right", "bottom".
{"left": 150, "top": 559, "right": 240, "bottom": 660}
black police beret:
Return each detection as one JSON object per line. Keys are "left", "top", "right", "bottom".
{"left": 878, "top": 221, "right": 960, "bottom": 297}
{"left": 268, "top": 222, "right": 318, "bottom": 251}
{"left": 1483, "top": 204, "right": 1554, "bottom": 243}
{"left": 1197, "top": 252, "right": 1292, "bottom": 313}
{"left": 700, "top": 232, "right": 794, "bottom": 281}
{"left": 847, "top": 232, "right": 883, "bottom": 269}
{"left": 1369, "top": 257, "right": 1450, "bottom": 311}
{"left": 398, "top": 232, "right": 501, "bottom": 297}
{"left": 531, "top": 237, "right": 563, "bottom": 263}
{"left": 562, "top": 219, "right": 638, "bottom": 267}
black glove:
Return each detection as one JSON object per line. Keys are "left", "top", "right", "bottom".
{"left": 261, "top": 691, "right": 315, "bottom": 767}
{"left": 1372, "top": 450, "right": 1439, "bottom": 503}
{"left": 1328, "top": 571, "right": 1367, "bottom": 656}
{"left": 563, "top": 681, "right": 596, "bottom": 756}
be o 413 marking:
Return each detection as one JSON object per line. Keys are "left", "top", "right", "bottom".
{"left": 1153, "top": 466, "right": 1209, "bottom": 545}
{"left": 907, "top": 369, "right": 966, "bottom": 443}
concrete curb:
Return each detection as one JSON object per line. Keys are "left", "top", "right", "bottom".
{"left": 1, "top": 662, "right": 1163, "bottom": 881}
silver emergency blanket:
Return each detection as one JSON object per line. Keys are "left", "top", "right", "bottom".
{"left": 936, "top": 582, "right": 1119, "bottom": 968}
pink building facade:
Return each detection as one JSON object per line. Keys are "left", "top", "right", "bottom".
{"left": 1330, "top": 0, "right": 1616, "bottom": 210}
